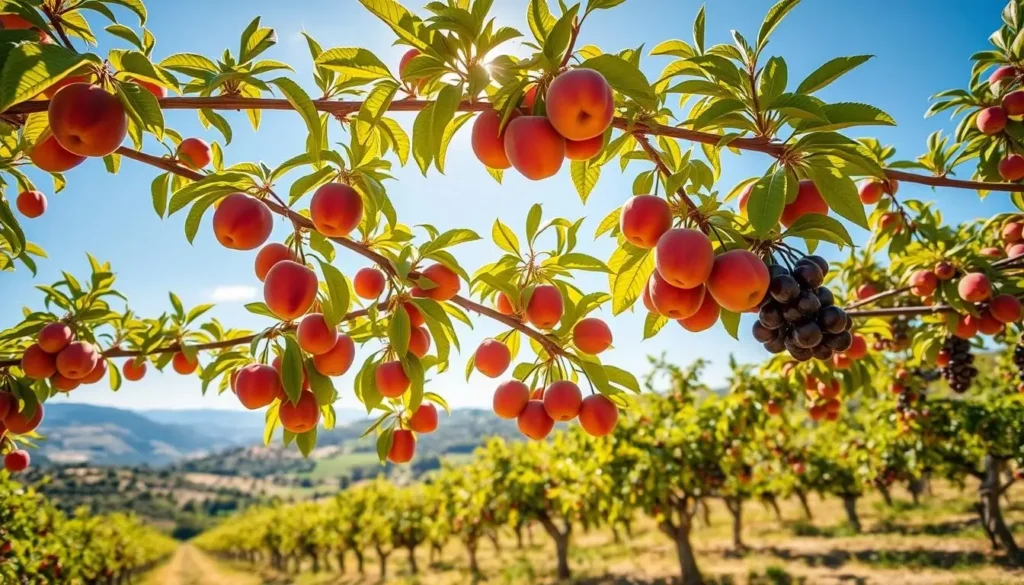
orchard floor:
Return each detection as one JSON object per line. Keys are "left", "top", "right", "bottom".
{"left": 157, "top": 482, "right": 1024, "bottom": 585}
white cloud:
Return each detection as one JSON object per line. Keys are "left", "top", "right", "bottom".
{"left": 207, "top": 286, "right": 257, "bottom": 302}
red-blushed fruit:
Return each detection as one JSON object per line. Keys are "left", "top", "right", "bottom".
{"left": 408, "top": 326, "right": 431, "bottom": 359}
{"left": 642, "top": 284, "right": 659, "bottom": 314}
{"left": 934, "top": 261, "right": 956, "bottom": 281}
{"left": 213, "top": 193, "right": 273, "bottom": 250}
{"left": 620, "top": 195, "right": 673, "bottom": 249}
{"left": 311, "top": 183, "right": 363, "bottom": 237}
{"left": 132, "top": 78, "right": 166, "bottom": 98}
{"left": 766, "top": 400, "right": 782, "bottom": 416}
{"left": 496, "top": 292, "right": 517, "bottom": 316}
{"left": 312, "top": 334, "right": 355, "bottom": 376}
{"left": 818, "top": 380, "right": 841, "bottom": 400}
{"left": 407, "top": 403, "right": 438, "bottom": 433}
{"left": 263, "top": 260, "right": 318, "bottom": 321}
{"left": 937, "top": 350, "right": 950, "bottom": 367}
{"left": 884, "top": 180, "right": 900, "bottom": 196}
{"left": 475, "top": 339, "right": 511, "bottom": 378}
{"left": 16, "top": 191, "right": 46, "bottom": 218}
{"left": 878, "top": 212, "right": 902, "bottom": 232}
{"left": 272, "top": 355, "right": 309, "bottom": 394}
{"left": 834, "top": 354, "right": 852, "bottom": 369}
{"left": 254, "top": 243, "right": 295, "bottom": 282}
{"left": 172, "top": 352, "right": 198, "bottom": 375}
{"left": 706, "top": 250, "right": 770, "bottom": 313}
{"left": 235, "top": 363, "right": 283, "bottom": 410}
{"left": 48, "top": 83, "right": 128, "bottom": 157}
{"left": 990, "top": 293, "right": 1023, "bottom": 323}
{"left": 978, "top": 309, "right": 1005, "bottom": 335}
{"left": 51, "top": 373, "right": 80, "bottom": 392}
{"left": 354, "top": 267, "right": 386, "bottom": 299}
{"left": 648, "top": 273, "right": 704, "bottom": 319}
{"left": 890, "top": 382, "right": 905, "bottom": 395}
{"left": 29, "top": 133, "right": 86, "bottom": 173}
{"left": 21, "top": 344, "right": 56, "bottom": 380}
{"left": 655, "top": 229, "right": 714, "bottom": 289}
{"left": 1000, "top": 155, "right": 1024, "bottom": 182}
{"left": 297, "top": 314, "right": 338, "bottom": 356}
{"left": 577, "top": 394, "right": 618, "bottom": 437}
{"left": 122, "top": 359, "right": 147, "bottom": 382}
{"left": 781, "top": 180, "right": 829, "bottom": 227}
{"left": 991, "top": 65, "right": 1018, "bottom": 90}
{"left": 0, "top": 392, "right": 13, "bottom": 421}
{"left": 376, "top": 361, "right": 409, "bottom": 398}
{"left": 1005, "top": 91, "right": 1024, "bottom": 116}
{"left": 399, "top": 49, "right": 424, "bottom": 93}
{"left": 503, "top": 116, "right": 566, "bottom": 180}
{"left": 573, "top": 318, "right": 612, "bottom": 354}
{"left": 414, "top": 264, "right": 460, "bottom": 301}
{"left": 471, "top": 109, "right": 518, "bottom": 169}
{"left": 677, "top": 294, "right": 721, "bottom": 332}
{"left": 388, "top": 429, "right": 416, "bottom": 463}
{"left": 493, "top": 380, "right": 530, "bottom": 419}
{"left": 846, "top": 334, "right": 868, "bottom": 359}
{"left": 4, "top": 450, "right": 29, "bottom": 473}
{"left": 808, "top": 404, "right": 826, "bottom": 421}
{"left": 1005, "top": 221, "right": 1024, "bottom": 244}
{"left": 403, "top": 302, "right": 424, "bottom": 327}
{"left": 858, "top": 180, "right": 885, "bottom": 204}
{"left": 982, "top": 246, "right": 1004, "bottom": 258}
{"left": 526, "top": 284, "right": 564, "bottom": 329}
{"left": 522, "top": 85, "right": 538, "bottom": 111}
{"left": 545, "top": 69, "right": 615, "bottom": 141}
{"left": 80, "top": 359, "right": 107, "bottom": 385}
{"left": 856, "top": 284, "right": 878, "bottom": 300}
{"left": 279, "top": 391, "right": 321, "bottom": 434}
{"left": 909, "top": 269, "right": 938, "bottom": 297}
{"left": 958, "top": 272, "right": 992, "bottom": 303}
{"left": 38, "top": 322, "right": 73, "bottom": 354}
{"left": 824, "top": 398, "right": 841, "bottom": 415}
{"left": 176, "top": 138, "right": 212, "bottom": 170}
{"left": 955, "top": 314, "right": 979, "bottom": 339}
{"left": 543, "top": 381, "right": 583, "bottom": 421}
{"left": 1009, "top": 243, "right": 1024, "bottom": 257}
{"left": 0, "top": 13, "right": 47, "bottom": 41}
{"left": 55, "top": 341, "right": 99, "bottom": 380}
{"left": 565, "top": 134, "right": 604, "bottom": 161}
{"left": 5, "top": 403, "right": 43, "bottom": 435}
{"left": 977, "top": 106, "right": 1009, "bottom": 135}
{"left": 517, "top": 400, "right": 555, "bottom": 440}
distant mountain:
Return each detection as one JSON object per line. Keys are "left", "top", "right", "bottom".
{"left": 142, "top": 407, "right": 370, "bottom": 442}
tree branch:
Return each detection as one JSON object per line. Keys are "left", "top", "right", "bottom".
{"left": 633, "top": 133, "right": 707, "bottom": 230}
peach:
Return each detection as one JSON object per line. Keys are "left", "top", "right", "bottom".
{"left": 545, "top": 69, "right": 614, "bottom": 141}
{"left": 846, "top": 334, "right": 868, "bottom": 359}
{"left": 55, "top": 341, "right": 99, "bottom": 380}
{"left": 403, "top": 302, "right": 424, "bottom": 327}
{"left": 51, "top": 373, "right": 80, "bottom": 392}
{"left": 766, "top": 400, "right": 782, "bottom": 416}
{"left": 858, "top": 180, "right": 885, "bottom": 204}
{"left": 542, "top": 381, "right": 582, "bottom": 421}
{"left": 0, "top": 392, "right": 13, "bottom": 421}
{"left": 572, "top": 318, "right": 612, "bottom": 354}
{"left": 655, "top": 228, "right": 714, "bottom": 289}
{"left": 954, "top": 314, "right": 979, "bottom": 339}
{"left": 475, "top": 339, "right": 511, "bottom": 378}
{"left": 376, "top": 360, "right": 409, "bottom": 398}
{"left": 1004, "top": 91, "right": 1024, "bottom": 116}
{"left": 706, "top": 250, "right": 770, "bottom": 313}
{"left": 990, "top": 294, "right": 1022, "bottom": 323}
{"left": 16, "top": 191, "right": 45, "bottom": 218}
{"left": 80, "top": 359, "right": 107, "bottom": 385}
{"left": 620, "top": 195, "right": 672, "bottom": 249}
{"left": 978, "top": 310, "right": 1004, "bottom": 335}
{"left": 48, "top": 83, "right": 127, "bottom": 157}
{"left": 279, "top": 391, "right": 321, "bottom": 433}
{"left": 517, "top": 400, "right": 555, "bottom": 440}
{"left": 132, "top": 78, "right": 166, "bottom": 98}
{"left": 522, "top": 85, "right": 538, "bottom": 111}
{"left": 388, "top": 429, "right": 416, "bottom": 463}
{"left": 577, "top": 394, "right": 618, "bottom": 437}
{"left": 1000, "top": 155, "right": 1024, "bottom": 181}
{"left": 38, "top": 322, "right": 73, "bottom": 354}
{"left": 4, "top": 450, "right": 29, "bottom": 473}
{"left": 1004, "top": 221, "right": 1024, "bottom": 243}
{"left": 310, "top": 183, "right": 363, "bottom": 237}
{"left": 565, "top": 135, "right": 604, "bottom": 161}
{"left": 526, "top": 284, "right": 564, "bottom": 329}
{"left": 408, "top": 326, "right": 431, "bottom": 359}
{"left": 878, "top": 212, "right": 902, "bottom": 233}
{"left": 937, "top": 350, "right": 950, "bottom": 367}
{"left": 496, "top": 292, "right": 517, "bottom": 315}
{"left": 977, "top": 106, "right": 1008, "bottom": 135}
{"left": 407, "top": 403, "right": 438, "bottom": 433}
{"left": 354, "top": 267, "right": 386, "bottom": 299}
{"left": 213, "top": 193, "right": 273, "bottom": 250}
{"left": 172, "top": 352, "right": 198, "bottom": 375}
{"left": 399, "top": 49, "right": 424, "bottom": 93}
{"left": 264, "top": 260, "right": 318, "bottom": 321}
{"left": 856, "top": 284, "right": 878, "bottom": 300}
{"left": 818, "top": 380, "right": 840, "bottom": 400}
{"left": 235, "top": 364, "right": 283, "bottom": 410}
{"left": 28, "top": 133, "right": 86, "bottom": 173}
{"left": 648, "top": 273, "right": 704, "bottom": 319}
{"left": 503, "top": 116, "right": 565, "bottom": 180}
{"left": 781, "top": 180, "right": 829, "bottom": 227}
{"left": 471, "top": 109, "right": 518, "bottom": 169}
{"left": 641, "top": 283, "right": 659, "bottom": 314}
{"left": 254, "top": 243, "right": 295, "bottom": 281}
{"left": 414, "top": 263, "right": 460, "bottom": 301}
{"left": 0, "top": 13, "right": 35, "bottom": 31}
{"left": 958, "top": 272, "right": 992, "bottom": 303}
{"left": 21, "top": 344, "right": 56, "bottom": 380}
{"left": 737, "top": 184, "right": 753, "bottom": 217}
{"left": 982, "top": 247, "right": 1004, "bottom": 258}
{"left": 493, "top": 380, "right": 530, "bottom": 419}
{"left": 934, "top": 261, "right": 956, "bottom": 280}
{"left": 297, "top": 313, "right": 338, "bottom": 355}
{"left": 312, "top": 334, "right": 355, "bottom": 376}
{"left": 176, "top": 138, "right": 212, "bottom": 170}
{"left": 909, "top": 269, "right": 938, "bottom": 297}
{"left": 990, "top": 65, "right": 1018, "bottom": 91}
{"left": 677, "top": 293, "right": 720, "bottom": 332}
{"left": 5, "top": 403, "right": 43, "bottom": 434}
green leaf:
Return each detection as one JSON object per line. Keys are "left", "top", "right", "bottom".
{"left": 543, "top": 4, "right": 579, "bottom": 64}
{"left": 747, "top": 168, "right": 789, "bottom": 235}
{"left": 357, "top": 0, "right": 431, "bottom": 52}
{"left": 525, "top": 204, "right": 543, "bottom": 243}
{"left": 316, "top": 47, "right": 393, "bottom": 81}
{"left": 492, "top": 219, "right": 521, "bottom": 255}
{"left": 603, "top": 364, "right": 640, "bottom": 393}
{"left": 263, "top": 403, "right": 280, "bottom": 445}
{"left": 581, "top": 54, "right": 657, "bottom": 111}
{"left": 376, "top": 426, "right": 394, "bottom": 463}
{"left": 759, "top": 56, "right": 787, "bottom": 103}
{"left": 720, "top": 309, "right": 740, "bottom": 340}
{"left": 317, "top": 259, "right": 351, "bottom": 327}
{"left": 557, "top": 252, "right": 610, "bottom": 272}
{"left": 151, "top": 172, "right": 169, "bottom": 218}
{"left": 281, "top": 337, "right": 305, "bottom": 404}
{"left": 643, "top": 312, "right": 668, "bottom": 339}
{"left": 308, "top": 366, "right": 337, "bottom": 406}
{"left": 782, "top": 213, "right": 855, "bottom": 248}
{"left": 296, "top": 427, "right": 317, "bottom": 457}
{"left": 116, "top": 79, "right": 164, "bottom": 140}
{"left": 412, "top": 103, "right": 435, "bottom": 174}
{"left": 429, "top": 84, "right": 462, "bottom": 169}
{"left": 570, "top": 159, "right": 601, "bottom": 203}
{"left": 356, "top": 80, "right": 400, "bottom": 144}
{"left": 271, "top": 78, "right": 322, "bottom": 163}
{"left": 103, "top": 0, "right": 148, "bottom": 23}
{"left": 239, "top": 16, "right": 278, "bottom": 64}
{"left": 527, "top": 0, "right": 557, "bottom": 44}
{"left": 608, "top": 244, "right": 652, "bottom": 315}
{"left": 757, "top": 0, "right": 800, "bottom": 51}
{"left": 803, "top": 163, "right": 869, "bottom": 230}
{"left": 0, "top": 43, "right": 97, "bottom": 111}
{"left": 693, "top": 4, "right": 706, "bottom": 54}
{"left": 389, "top": 304, "right": 411, "bottom": 356}
{"left": 792, "top": 102, "right": 896, "bottom": 132}
{"left": 796, "top": 55, "right": 872, "bottom": 95}
{"left": 183, "top": 193, "right": 220, "bottom": 244}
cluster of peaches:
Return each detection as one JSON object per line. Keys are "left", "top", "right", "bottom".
{"left": 978, "top": 65, "right": 1024, "bottom": 182}
{"left": 492, "top": 379, "right": 619, "bottom": 440}
{"left": 0, "top": 390, "right": 32, "bottom": 473}
{"left": 904, "top": 260, "right": 1021, "bottom": 339}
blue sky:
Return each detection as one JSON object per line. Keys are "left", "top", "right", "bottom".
{"left": 2, "top": 0, "right": 1014, "bottom": 412}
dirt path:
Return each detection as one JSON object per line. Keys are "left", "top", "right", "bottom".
{"left": 143, "top": 545, "right": 265, "bottom": 585}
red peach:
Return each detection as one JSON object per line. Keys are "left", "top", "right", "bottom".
{"left": 990, "top": 66, "right": 1018, "bottom": 91}
{"left": 16, "top": 191, "right": 45, "bottom": 218}
{"left": 354, "top": 267, "right": 387, "bottom": 299}
{"left": 310, "top": 183, "right": 363, "bottom": 237}
{"left": 407, "top": 403, "right": 438, "bottom": 433}
{"left": 655, "top": 228, "right": 714, "bottom": 289}
{"left": 48, "top": 83, "right": 128, "bottom": 157}
{"left": 934, "top": 261, "right": 956, "bottom": 281}
{"left": 122, "top": 359, "right": 147, "bottom": 382}
{"left": 493, "top": 380, "right": 530, "bottom": 419}
{"left": 496, "top": 292, "right": 517, "bottom": 316}
{"left": 648, "top": 273, "right": 704, "bottom": 319}
{"left": 858, "top": 180, "right": 885, "bottom": 205}
{"left": 0, "top": 392, "right": 13, "bottom": 421}
{"left": 403, "top": 302, "right": 424, "bottom": 327}
{"left": 543, "top": 381, "right": 582, "bottom": 421}
{"left": 620, "top": 195, "right": 673, "bottom": 249}
{"left": 526, "top": 284, "right": 564, "bottom": 329}
{"left": 706, "top": 250, "right": 770, "bottom": 313}
{"left": 235, "top": 363, "right": 283, "bottom": 410}
{"left": 55, "top": 341, "right": 98, "bottom": 380}
{"left": 978, "top": 310, "right": 1005, "bottom": 335}
{"left": 856, "top": 284, "right": 878, "bottom": 300}
{"left": 677, "top": 294, "right": 721, "bottom": 332}
{"left": 213, "top": 193, "right": 273, "bottom": 250}
{"left": 38, "top": 322, "right": 73, "bottom": 354}
{"left": 572, "top": 318, "right": 612, "bottom": 354}
{"left": 990, "top": 294, "right": 1022, "bottom": 323}
{"left": 846, "top": 334, "right": 868, "bottom": 359}
{"left": 1004, "top": 91, "right": 1024, "bottom": 116}
{"left": 176, "top": 138, "right": 212, "bottom": 170}
{"left": 4, "top": 450, "right": 29, "bottom": 473}
{"left": 28, "top": 133, "right": 86, "bottom": 173}
{"left": 51, "top": 373, "right": 80, "bottom": 392}
{"left": 517, "top": 400, "right": 555, "bottom": 440}
{"left": 545, "top": 69, "right": 615, "bottom": 141}
{"left": 1000, "top": 155, "right": 1024, "bottom": 181}
{"left": 172, "top": 352, "right": 198, "bottom": 375}
{"left": 5, "top": 403, "right": 43, "bottom": 435}
{"left": 982, "top": 247, "right": 1004, "bottom": 258}
{"left": 312, "top": 334, "right": 356, "bottom": 377}
{"left": 279, "top": 391, "right": 320, "bottom": 433}
{"left": 909, "top": 269, "right": 938, "bottom": 297}
{"left": 408, "top": 326, "right": 431, "bottom": 359}
{"left": 471, "top": 109, "right": 518, "bottom": 169}
{"left": 80, "top": 359, "right": 107, "bottom": 385}
{"left": 578, "top": 394, "right": 618, "bottom": 437}
{"left": 475, "top": 339, "right": 511, "bottom": 378}
{"left": 565, "top": 135, "right": 604, "bottom": 161}
{"left": 954, "top": 314, "right": 979, "bottom": 339}
{"left": 21, "top": 344, "right": 56, "bottom": 380}
{"left": 388, "top": 429, "right": 416, "bottom": 463}
{"left": 414, "top": 264, "right": 460, "bottom": 301}
{"left": 375, "top": 360, "right": 409, "bottom": 398}
{"left": 503, "top": 116, "right": 566, "bottom": 180}
{"left": 781, "top": 180, "right": 829, "bottom": 227}
{"left": 254, "top": 243, "right": 295, "bottom": 281}
{"left": 1003, "top": 221, "right": 1024, "bottom": 243}
{"left": 977, "top": 106, "right": 1008, "bottom": 135}
{"left": 132, "top": 78, "right": 166, "bottom": 98}
{"left": 263, "top": 260, "right": 318, "bottom": 321}
{"left": 958, "top": 273, "right": 992, "bottom": 303}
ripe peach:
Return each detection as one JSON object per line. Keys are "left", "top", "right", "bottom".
{"left": 310, "top": 183, "right": 363, "bottom": 237}
{"left": 496, "top": 292, "right": 518, "bottom": 315}
{"left": 856, "top": 284, "right": 878, "bottom": 300}
{"left": 471, "top": 109, "right": 518, "bottom": 169}
{"left": 235, "top": 363, "right": 283, "bottom": 409}
{"left": 264, "top": 260, "right": 318, "bottom": 321}
{"left": 29, "top": 133, "right": 86, "bottom": 173}
{"left": 5, "top": 403, "right": 43, "bottom": 434}
{"left": 407, "top": 403, "right": 438, "bottom": 433}
{"left": 824, "top": 398, "right": 841, "bottom": 415}
{"left": 978, "top": 310, "right": 1004, "bottom": 335}
{"left": 51, "top": 373, "right": 80, "bottom": 392}
{"left": 954, "top": 314, "right": 979, "bottom": 339}
{"left": 878, "top": 212, "right": 903, "bottom": 233}
{"left": 122, "top": 359, "right": 147, "bottom": 381}
{"left": 55, "top": 341, "right": 98, "bottom": 380}
{"left": 312, "top": 334, "right": 355, "bottom": 376}
{"left": 21, "top": 344, "right": 56, "bottom": 380}
{"left": 808, "top": 404, "right": 826, "bottom": 421}
{"left": 565, "top": 135, "right": 604, "bottom": 161}
{"left": 0, "top": 13, "right": 36, "bottom": 32}
{"left": 406, "top": 326, "right": 430, "bottom": 359}
{"left": 493, "top": 380, "right": 530, "bottom": 419}
{"left": 526, "top": 284, "right": 564, "bottom": 329}
{"left": 176, "top": 138, "right": 212, "bottom": 170}
{"left": 213, "top": 193, "right": 273, "bottom": 250}
{"left": 706, "top": 250, "right": 770, "bottom": 313}
{"left": 958, "top": 272, "right": 992, "bottom": 303}
{"left": 642, "top": 283, "right": 659, "bottom": 314}
{"left": 376, "top": 360, "right": 409, "bottom": 398}
{"left": 131, "top": 78, "right": 166, "bottom": 98}
{"left": 818, "top": 380, "right": 840, "bottom": 400}
{"left": 545, "top": 69, "right": 614, "bottom": 141}
{"left": 297, "top": 313, "right": 338, "bottom": 356}
{"left": 654, "top": 228, "right": 714, "bottom": 289}
{"left": 909, "top": 269, "right": 938, "bottom": 297}
{"left": 38, "top": 322, "right": 73, "bottom": 354}
{"left": 781, "top": 180, "right": 829, "bottom": 227}
{"left": 543, "top": 381, "right": 582, "bottom": 421}
{"left": 354, "top": 267, "right": 386, "bottom": 299}
{"left": 16, "top": 191, "right": 45, "bottom": 218}
{"left": 517, "top": 400, "right": 555, "bottom": 440}
{"left": 388, "top": 429, "right": 416, "bottom": 463}
{"left": 990, "top": 65, "right": 1018, "bottom": 91}
{"left": 475, "top": 339, "right": 511, "bottom": 378}
{"left": 858, "top": 180, "right": 885, "bottom": 205}
{"left": 846, "top": 334, "right": 868, "bottom": 359}
{"left": 279, "top": 391, "right": 321, "bottom": 433}
{"left": 80, "top": 359, "right": 107, "bottom": 385}
{"left": 1004, "top": 221, "right": 1024, "bottom": 243}
{"left": 1004, "top": 91, "right": 1024, "bottom": 116}
{"left": 4, "top": 450, "right": 29, "bottom": 473}
{"left": 572, "top": 318, "right": 612, "bottom": 354}
{"left": 620, "top": 195, "right": 673, "bottom": 249}
{"left": 677, "top": 294, "right": 721, "bottom": 332}
{"left": 982, "top": 247, "right": 1004, "bottom": 258}
{"left": 0, "top": 392, "right": 13, "bottom": 421}
{"left": 414, "top": 264, "right": 460, "bottom": 301}
{"left": 766, "top": 400, "right": 782, "bottom": 416}
{"left": 977, "top": 106, "right": 1008, "bottom": 135}
{"left": 503, "top": 116, "right": 565, "bottom": 180}
{"left": 990, "top": 293, "right": 1022, "bottom": 323}
{"left": 937, "top": 350, "right": 950, "bottom": 367}
{"left": 48, "top": 83, "right": 127, "bottom": 157}
{"left": 648, "top": 273, "right": 704, "bottom": 319}
{"left": 399, "top": 49, "right": 424, "bottom": 93}
{"left": 1000, "top": 155, "right": 1024, "bottom": 181}
{"left": 172, "top": 352, "right": 198, "bottom": 375}
{"left": 522, "top": 85, "right": 538, "bottom": 111}
{"left": 934, "top": 261, "right": 956, "bottom": 281}
{"left": 577, "top": 394, "right": 618, "bottom": 437}
{"left": 403, "top": 302, "right": 424, "bottom": 327}
{"left": 254, "top": 243, "right": 295, "bottom": 281}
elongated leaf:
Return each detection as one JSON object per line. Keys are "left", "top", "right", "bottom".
{"left": 492, "top": 219, "right": 520, "bottom": 255}
{"left": 581, "top": 54, "right": 657, "bottom": 111}
{"left": 757, "top": 0, "right": 800, "bottom": 50}
{"left": 796, "top": 55, "right": 872, "bottom": 94}
{"left": 747, "top": 168, "right": 789, "bottom": 235}
{"left": 803, "top": 163, "right": 869, "bottom": 229}
{"left": 272, "top": 78, "right": 322, "bottom": 163}
{"left": 0, "top": 43, "right": 97, "bottom": 111}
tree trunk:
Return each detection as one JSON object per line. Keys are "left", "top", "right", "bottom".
{"left": 539, "top": 515, "right": 572, "bottom": 580}
{"left": 796, "top": 490, "right": 813, "bottom": 520}
{"left": 354, "top": 549, "right": 364, "bottom": 574}
{"left": 842, "top": 494, "right": 861, "bottom": 533}
{"left": 466, "top": 537, "right": 480, "bottom": 575}
{"left": 515, "top": 524, "right": 524, "bottom": 549}
{"left": 878, "top": 484, "right": 893, "bottom": 507}
{"left": 658, "top": 500, "right": 702, "bottom": 585}
{"left": 430, "top": 543, "right": 442, "bottom": 565}
{"left": 698, "top": 499, "right": 712, "bottom": 527}
{"left": 376, "top": 545, "right": 389, "bottom": 580}
{"left": 336, "top": 551, "right": 346, "bottom": 574}
{"left": 908, "top": 478, "right": 923, "bottom": 506}
{"left": 407, "top": 545, "right": 418, "bottom": 574}
{"left": 488, "top": 531, "right": 501, "bottom": 552}
{"left": 979, "top": 455, "right": 1021, "bottom": 561}
{"left": 309, "top": 549, "right": 320, "bottom": 573}
{"left": 766, "top": 495, "right": 783, "bottom": 523}
{"left": 612, "top": 525, "right": 621, "bottom": 544}
{"left": 623, "top": 518, "right": 633, "bottom": 538}
{"left": 724, "top": 496, "right": 744, "bottom": 550}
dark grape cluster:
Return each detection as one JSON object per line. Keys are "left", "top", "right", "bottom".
{"left": 752, "top": 255, "right": 852, "bottom": 361}
{"left": 941, "top": 336, "right": 977, "bottom": 393}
